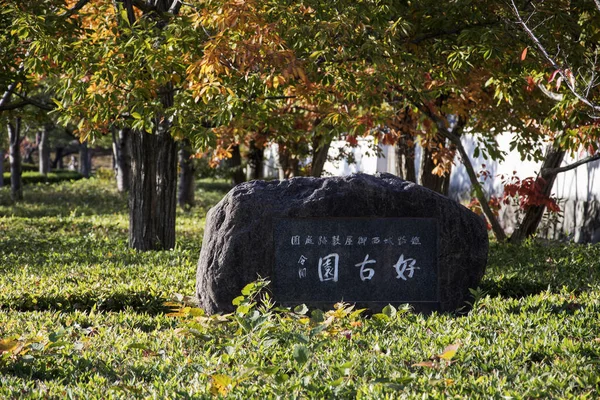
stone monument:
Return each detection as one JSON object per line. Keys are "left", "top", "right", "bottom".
{"left": 196, "top": 173, "right": 488, "bottom": 314}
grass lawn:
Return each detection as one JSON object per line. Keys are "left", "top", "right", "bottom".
{"left": 1, "top": 177, "right": 599, "bottom": 399}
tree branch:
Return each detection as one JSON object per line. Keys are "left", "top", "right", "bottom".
{"left": 0, "top": 101, "right": 30, "bottom": 112}
{"left": 60, "top": 0, "right": 92, "bottom": 18}
{"left": 414, "top": 98, "right": 507, "bottom": 241}
{"left": 541, "top": 152, "right": 600, "bottom": 176}
{"left": 12, "top": 92, "right": 54, "bottom": 111}
{"left": 409, "top": 21, "right": 499, "bottom": 44}
{"left": 510, "top": 0, "right": 600, "bottom": 114}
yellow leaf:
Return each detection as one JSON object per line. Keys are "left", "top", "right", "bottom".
{"left": 297, "top": 67, "right": 307, "bottom": 83}
{"left": 438, "top": 342, "right": 460, "bottom": 361}
{"left": 211, "top": 374, "right": 232, "bottom": 396}
{"left": 0, "top": 338, "right": 18, "bottom": 353}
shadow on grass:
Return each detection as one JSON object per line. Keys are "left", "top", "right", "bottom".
{"left": 0, "top": 180, "right": 128, "bottom": 218}
{"left": 1, "top": 291, "right": 174, "bottom": 316}
{"left": 479, "top": 276, "right": 550, "bottom": 299}
{"left": 480, "top": 241, "right": 600, "bottom": 299}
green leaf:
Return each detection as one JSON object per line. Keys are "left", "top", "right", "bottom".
{"left": 293, "top": 344, "right": 310, "bottom": 365}
{"left": 382, "top": 304, "right": 397, "bottom": 318}
{"left": 294, "top": 304, "right": 308, "bottom": 315}
{"left": 310, "top": 309, "right": 324, "bottom": 323}
{"left": 131, "top": 112, "right": 142, "bottom": 120}
{"left": 241, "top": 282, "right": 255, "bottom": 296}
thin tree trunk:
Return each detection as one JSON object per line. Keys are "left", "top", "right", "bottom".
{"left": 418, "top": 142, "right": 451, "bottom": 195}
{"left": 395, "top": 135, "right": 416, "bottom": 182}
{"left": 0, "top": 150, "right": 4, "bottom": 188}
{"left": 278, "top": 143, "right": 300, "bottom": 179}
{"left": 39, "top": 124, "right": 51, "bottom": 175}
{"left": 310, "top": 136, "right": 331, "bottom": 177}
{"left": 178, "top": 139, "right": 195, "bottom": 209}
{"left": 509, "top": 147, "right": 566, "bottom": 244}
{"left": 52, "top": 147, "right": 64, "bottom": 169}
{"left": 112, "top": 127, "right": 131, "bottom": 192}
{"left": 245, "top": 140, "right": 264, "bottom": 181}
{"left": 8, "top": 118, "right": 23, "bottom": 201}
{"left": 451, "top": 134, "right": 507, "bottom": 241}
{"left": 79, "top": 141, "right": 91, "bottom": 178}
{"left": 230, "top": 145, "right": 245, "bottom": 185}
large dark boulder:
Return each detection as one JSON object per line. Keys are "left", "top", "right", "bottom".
{"left": 196, "top": 173, "right": 488, "bottom": 314}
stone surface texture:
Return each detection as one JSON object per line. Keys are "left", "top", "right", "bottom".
{"left": 196, "top": 173, "right": 488, "bottom": 314}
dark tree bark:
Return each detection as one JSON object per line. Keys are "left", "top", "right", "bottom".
{"left": 23, "top": 145, "right": 36, "bottom": 164}
{"left": 245, "top": 140, "right": 264, "bottom": 181}
{"left": 78, "top": 141, "right": 91, "bottom": 178}
{"left": 122, "top": 1, "right": 180, "bottom": 251}
{"left": 395, "top": 135, "right": 416, "bottom": 182}
{"left": 229, "top": 145, "right": 245, "bottom": 185}
{"left": 178, "top": 139, "right": 195, "bottom": 209}
{"left": 0, "top": 150, "right": 4, "bottom": 188}
{"left": 278, "top": 142, "right": 300, "bottom": 179}
{"left": 129, "top": 128, "right": 177, "bottom": 251}
{"left": 8, "top": 118, "right": 23, "bottom": 201}
{"left": 509, "top": 146, "right": 566, "bottom": 244}
{"left": 418, "top": 142, "right": 451, "bottom": 196}
{"left": 112, "top": 127, "right": 131, "bottom": 192}
{"left": 310, "top": 136, "right": 331, "bottom": 177}
{"left": 155, "top": 125, "right": 177, "bottom": 249}
{"left": 39, "top": 124, "right": 51, "bottom": 175}
{"left": 52, "top": 147, "right": 65, "bottom": 169}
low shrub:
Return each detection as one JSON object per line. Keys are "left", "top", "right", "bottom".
{"left": 2, "top": 170, "right": 83, "bottom": 186}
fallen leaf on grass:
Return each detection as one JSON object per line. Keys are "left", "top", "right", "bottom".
{"left": 439, "top": 342, "right": 461, "bottom": 361}
{"left": 210, "top": 374, "right": 233, "bottom": 396}
{"left": 411, "top": 361, "right": 437, "bottom": 368}
{"left": 412, "top": 341, "right": 462, "bottom": 368}
{"left": 0, "top": 338, "right": 19, "bottom": 354}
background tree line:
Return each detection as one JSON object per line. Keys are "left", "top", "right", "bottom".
{"left": 1, "top": 0, "right": 599, "bottom": 250}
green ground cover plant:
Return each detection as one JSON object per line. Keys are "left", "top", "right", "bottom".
{"left": 0, "top": 178, "right": 599, "bottom": 399}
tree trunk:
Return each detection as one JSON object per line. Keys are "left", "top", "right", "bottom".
{"left": 418, "top": 142, "right": 451, "bottom": 195}
{"left": 79, "top": 141, "right": 91, "bottom": 178}
{"left": 509, "top": 147, "right": 566, "bottom": 244}
{"left": 450, "top": 133, "right": 507, "bottom": 241}
{"left": 155, "top": 126, "right": 177, "bottom": 249}
{"left": 395, "top": 135, "right": 416, "bottom": 182}
{"left": 129, "top": 129, "right": 177, "bottom": 251}
{"left": 278, "top": 143, "right": 300, "bottom": 179}
{"left": 23, "top": 145, "right": 35, "bottom": 164}
{"left": 8, "top": 118, "right": 23, "bottom": 201}
{"left": 245, "top": 140, "right": 264, "bottom": 181}
{"left": 0, "top": 150, "right": 4, "bottom": 188}
{"left": 230, "top": 145, "right": 245, "bottom": 185}
{"left": 112, "top": 127, "right": 131, "bottom": 192}
{"left": 178, "top": 140, "right": 195, "bottom": 209}
{"left": 310, "top": 136, "right": 331, "bottom": 177}
{"left": 52, "top": 147, "right": 65, "bottom": 169}
{"left": 39, "top": 124, "right": 51, "bottom": 175}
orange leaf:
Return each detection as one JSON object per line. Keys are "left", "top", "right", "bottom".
{"left": 520, "top": 47, "right": 528, "bottom": 61}
{"left": 412, "top": 361, "right": 437, "bottom": 368}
